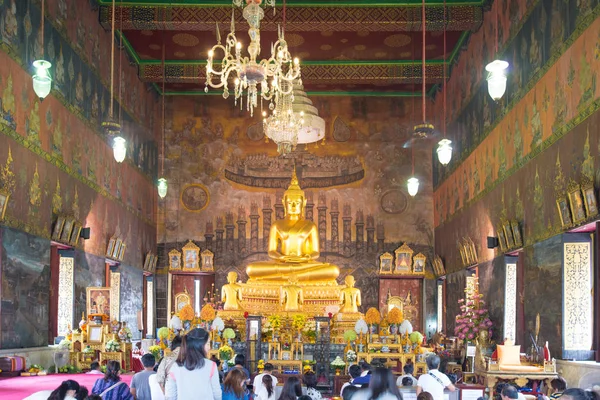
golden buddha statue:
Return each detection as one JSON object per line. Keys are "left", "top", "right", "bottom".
{"left": 221, "top": 271, "right": 243, "bottom": 311}
{"left": 339, "top": 275, "right": 361, "bottom": 313}
{"left": 280, "top": 275, "right": 304, "bottom": 312}
{"left": 246, "top": 169, "right": 340, "bottom": 284}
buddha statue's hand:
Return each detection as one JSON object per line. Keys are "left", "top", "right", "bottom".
{"left": 282, "top": 255, "right": 310, "bottom": 263}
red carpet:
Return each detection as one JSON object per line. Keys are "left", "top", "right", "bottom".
{"left": 0, "top": 373, "right": 133, "bottom": 400}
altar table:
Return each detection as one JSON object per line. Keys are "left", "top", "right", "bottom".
{"left": 474, "top": 369, "right": 558, "bottom": 395}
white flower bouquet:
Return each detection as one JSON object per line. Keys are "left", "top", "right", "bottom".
{"left": 346, "top": 349, "right": 357, "bottom": 362}
{"left": 331, "top": 356, "right": 346, "bottom": 369}
{"left": 105, "top": 339, "right": 121, "bottom": 352}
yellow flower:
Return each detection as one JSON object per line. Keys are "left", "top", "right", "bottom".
{"left": 365, "top": 308, "right": 381, "bottom": 325}
{"left": 292, "top": 314, "right": 307, "bottom": 330}
{"left": 200, "top": 304, "right": 216, "bottom": 321}
{"left": 388, "top": 307, "right": 403, "bottom": 324}
{"left": 179, "top": 304, "right": 195, "bottom": 322}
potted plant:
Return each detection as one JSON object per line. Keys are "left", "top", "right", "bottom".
{"left": 388, "top": 307, "right": 403, "bottom": 335}
{"left": 365, "top": 308, "right": 381, "bottom": 335}
{"left": 330, "top": 356, "right": 346, "bottom": 376}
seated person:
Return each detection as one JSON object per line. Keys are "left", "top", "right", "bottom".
{"left": 303, "top": 371, "right": 322, "bottom": 400}
{"left": 342, "top": 386, "right": 360, "bottom": 400}
{"left": 549, "top": 377, "right": 567, "bottom": 400}
{"left": 402, "top": 377, "right": 415, "bottom": 387}
{"left": 501, "top": 384, "right": 526, "bottom": 400}
{"left": 87, "top": 362, "right": 103, "bottom": 375}
{"left": 340, "top": 365, "right": 362, "bottom": 395}
{"left": 396, "top": 363, "right": 418, "bottom": 386}
{"left": 352, "top": 361, "right": 372, "bottom": 385}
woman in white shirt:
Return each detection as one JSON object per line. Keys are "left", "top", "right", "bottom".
{"left": 165, "top": 328, "right": 222, "bottom": 400}
{"left": 255, "top": 374, "right": 276, "bottom": 400}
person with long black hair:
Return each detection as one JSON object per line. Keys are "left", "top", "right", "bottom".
{"left": 222, "top": 368, "right": 250, "bottom": 400}
{"left": 278, "top": 376, "right": 302, "bottom": 400}
{"left": 164, "top": 328, "right": 222, "bottom": 400}
{"left": 352, "top": 367, "right": 403, "bottom": 400}
{"left": 91, "top": 360, "right": 133, "bottom": 400}
{"left": 25, "top": 379, "right": 81, "bottom": 400}
{"left": 256, "top": 374, "right": 276, "bottom": 400}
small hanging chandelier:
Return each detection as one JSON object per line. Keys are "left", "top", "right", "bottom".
{"left": 158, "top": 178, "right": 168, "bottom": 199}
{"left": 112, "top": 136, "right": 127, "bottom": 163}
{"left": 263, "top": 81, "right": 305, "bottom": 155}
{"left": 32, "top": 0, "right": 51, "bottom": 100}
{"left": 407, "top": 177, "right": 420, "bottom": 197}
{"left": 205, "top": 0, "right": 301, "bottom": 117}
{"left": 437, "top": 139, "right": 453, "bottom": 166}
{"left": 486, "top": 2, "right": 509, "bottom": 101}
{"left": 437, "top": 0, "right": 452, "bottom": 166}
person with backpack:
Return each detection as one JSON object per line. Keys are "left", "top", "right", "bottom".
{"left": 91, "top": 360, "right": 133, "bottom": 400}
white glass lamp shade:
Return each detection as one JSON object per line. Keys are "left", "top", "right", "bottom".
{"left": 485, "top": 60, "right": 509, "bottom": 101}
{"left": 436, "top": 138, "right": 453, "bottom": 165}
{"left": 32, "top": 60, "right": 52, "bottom": 100}
{"left": 112, "top": 136, "right": 127, "bottom": 163}
{"left": 157, "top": 178, "right": 168, "bottom": 198}
{"left": 407, "top": 177, "right": 419, "bottom": 197}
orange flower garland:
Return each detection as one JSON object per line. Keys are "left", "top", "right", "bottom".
{"left": 365, "top": 308, "right": 381, "bottom": 325}
{"left": 179, "top": 304, "right": 195, "bottom": 322}
{"left": 388, "top": 307, "right": 403, "bottom": 324}
{"left": 200, "top": 304, "right": 216, "bottom": 321}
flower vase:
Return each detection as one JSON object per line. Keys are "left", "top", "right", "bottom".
{"left": 370, "top": 325, "right": 376, "bottom": 334}
{"left": 335, "top": 369, "right": 341, "bottom": 376}
{"left": 358, "top": 343, "right": 364, "bottom": 353}
{"left": 183, "top": 320, "right": 191, "bottom": 331}
{"left": 390, "top": 324, "right": 398, "bottom": 335}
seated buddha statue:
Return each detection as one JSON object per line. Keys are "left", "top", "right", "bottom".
{"left": 246, "top": 169, "right": 340, "bottom": 285}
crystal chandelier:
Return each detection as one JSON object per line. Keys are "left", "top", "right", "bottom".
{"left": 263, "top": 82, "right": 305, "bottom": 155}
{"left": 291, "top": 82, "right": 325, "bottom": 144}
{"left": 205, "top": 0, "right": 301, "bottom": 116}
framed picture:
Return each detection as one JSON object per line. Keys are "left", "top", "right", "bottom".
{"left": 151, "top": 254, "right": 158, "bottom": 271}
{"left": 432, "top": 255, "right": 445, "bottom": 277}
{"left": 511, "top": 221, "right": 522, "bottom": 248}
{"left": 182, "top": 240, "right": 200, "bottom": 270}
{"left": 0, "top": 190, "right": 8, "bottom": 221}
{"left": 69, "top": 223, "right": 82, "bottom": 246}
{"left": 568, "top": 182, "right": 586, "bottom": 224}
{"left": 502, "top": 220, "right": 514, "bottom": 250}
{"left": 497, "top": 224, "right": 507, "bottom": 252}
{"left": 556, "top": 196, "right": 573, "bottom": 227}
{"left": 118, "top": 243, "right": 126, "bottom": 261}
{"left": 201, "top": 249, "right": 214, "bottom": 271}
{"left": 87, "top": 324, "right": 104, "bottom": 343}
{"left": 143, "top": 253, "right": 152, "bottom": 271}
{"left": 467, "top": 238, "right": 477, "bottom": 265}
{"left": 60, "top": 217, "right": 75, "bottom": 243}
{"left": 394, "top": 243, "right": 413, "bottom": 273}
{"left": 106, "top": 237, "right": 116, "bottom": 258}
{"left": 581, "top": 181, "right": 598, "bottom": 218}
{"left": 112, "top": 238, "right": 122, "bottom": 259}
{"left": 52, "top": 215, "right": 66, "bottom": 241}
{"left": 458, "top": 242, "right": 467, "bottom": 266}
{"left": 169, "top": 249, "right": 181, "bottom": 270}
{"left": 412, "top": 253, "right": 426, "bottom": 274}
{"left": 379, "top": 252, "right": 393, "bottom": 274}
{"left": 87, "top": 286, "right": 111, "bottom": 317}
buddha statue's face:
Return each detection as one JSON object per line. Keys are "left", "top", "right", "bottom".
{"left": 227, "top": 271, "right": 237, "bottom": 284}
{"left": 283, "top": 193, "right": 305, "bottom": 217}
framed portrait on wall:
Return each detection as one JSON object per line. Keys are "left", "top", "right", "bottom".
{"left": 412, "top": 253, "right": 426, "bottom": 274}
{"left": 581, "top": 180, "right": 598, "bottom": 218}
{"left": 118, "top": 243, "right": 126, "bottom": 261}
{"left": 52, "top": 215, "right": 66, "bottom": 241}
{"left": 0, "top": 190, "right": 8, "bottom": 221}
{"left": 151, "top": 254, "right": 158, "bottom": 272}
{"left": 497, "top": 224, "right": 507, "bottom": 252}
{"left": 201, "top": 249, "right": 214, "bottom": 271}
{"left": 143, "top": 253, "right": 152, "bottom": 271}
{"left": 556, "top": 196, "right": 572, "bottom": 227}
{"left": 568, "top": 181, "right": 586, "bottom": 224}
{"left": 394, "top": 243, "right": 413, "bottom": 273}
{"left": 112, "top": 238, "right": 122, "bottom": 259}
{"left": 69, "top": 223, "right": 82, "bottom": 246}
{"left": 107, "top": 237, "right": 117, "bottom": 258}
{"left": 169, "top": 249, "right": 181, "bottom": 270}
{"left": 60, "top": 217, "right": 75, "bottom": 243}
{"left": 379, "top": 252, "right": 393, "bottom": 274}
{"left": 182, "top": 240, "right": 200, "bottom": 270}
{"left": 511, "top": 221, "right": 523, "bottom": 248}
{"left": 502, "top": 220, "right": 515, "bottom": 250}
{"left": 458, "top": 241, "right": 467, "bottom": 266}
{"left": 87, "top": 287, "right": 111, "bottom": 317}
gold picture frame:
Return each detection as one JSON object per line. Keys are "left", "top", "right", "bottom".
{"left": 412, "top": 253, "right": 426, "bottom": 274}
{"left": 169, "top": 249, "right": 181, "bottom": 270}
{"left": 432, "top": 255, "right": 445, "bottom": 277}
{"left": 87, "top": 324, "right": 104, "bottom": 343}
{"left": 502, "top": 220, "right": 514, "bottom": 250}
{"left": 581, "top": 179, "right": 598, "bottom": 218}
{"left": 112, "top": 238, "right": 122, "bottom": 259}
{"left": 567, "top": 181, "right": 586, "bottom": 224}
{"left": 60, "top": 217, "right": 75, "bottom": 243}
{"left": 394, "top": 243, "right": 413, "bottom": 273}
{"left": 182, "top": 240, "right": 200, "bottom": 270}
{"left": 201, "top": 249, "right": 214, "bottom": 271}
{"left": 0, "top": 189, "right": 8, "bottom": 221}
{"left": 118, "top": 243, "right": 126, "bottom": 261}
{"left": 106, "top": 236, "right": 117, "bottom": 258}
{"left": 87, "top": 286, "right": 111, "bottom": 317}
{"left": 497, "top": 224, "right": 507, "bottom": 252}
{"left": 556, "top": 196, "right": 573, "bottom": 228}
{"left": 511, "top": 220, "right": 523, "bottom": 248}
{"left": 458, "top": 241, "right": 467, "bottom": 266}
{"left": 379, "top": 252, "right": 394, "bottom": 274}
{"left": 143, "top": 253, "right": 152, "bottom": 271}
{"left": 468, "top": 237, "right": 478, "bottom": 265}
{"left": 52, "top": 215, "right": 66, "bottom": 241}
{"left": 151, "top": 254, "right": 158, "bottom": 272}
{"left": 69, "top": 222, "right": 82, "bottom": 246}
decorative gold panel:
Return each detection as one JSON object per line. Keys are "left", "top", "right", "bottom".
{"left": 563, "top": 242, "right": 592, "bottom": 351}
{"left": 57, "top": 256, "right": 74, "bottom": 336}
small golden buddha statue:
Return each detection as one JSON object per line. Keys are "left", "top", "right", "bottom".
{"left": 221, "top": 271, "right": 243, "bottom": 311}
{"left": 281, "top": 275, "right": 304, "bottom": 312}
{"left": 246, "top": 169, "right": 340, "bottom": 285}
{"left": 339, "top": 275, "right": 361, "bottom": 313}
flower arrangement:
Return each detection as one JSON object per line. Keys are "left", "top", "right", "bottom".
{"left": 343, "top": 330, "right": 357, "bottom": 342}
{"left": 258, "top": 359, "right": 265, "bottom": 370}
{"left": 148, "top": 345, "right": 162, "bottom": 360}
{"left": 105, "top": 340, "right": 121, "bottom": 352}
{"left": 211, "top": 317, "right": 225, "bottom": 332}
{"left": 267, "top": 314, "right": 281, "bottom": 330}
{"left": 346, "top": 349, "right": 357, "bottom": 362}
{"left": 454, "top": 291, "right": 493, "bottom": 341}
{"left": 331, "top": 356, "right": 346, "bottom": 369}
{"left": 409, "top": 331, "right": 424, "bottom": 344}
{"left": 292, "top": 314, "right": 307, "bottom": 330}
{"left": 200, "top": 304, "right": 216, "bottom": 322}
{"left": 158, "top": 327, "right": 170, "bottom": 340}
{"left": 58, "top": 339, "right": 71, "bottom": 350}
{"left": 388, "top": 307, "right": 403, "bottom": 325}
{"left": 282, "top": 342, "right": 291, "bottom": 351}
{"left": 82, "top": 345, "right": 94, "bottom": 354}
{"left": 179, "top": 304, "right": 195, "bottom": 322}
{"left": 354, "top": 319, "right": 368, "bottom": 334}
{"left": 219, "top": 344, "right": 234, "bottom": 361}
{"left": 365, "top": 308, "right": 381, "bottom": 325}
{"left": 223, "top": 328, "right": 236, "bottom": 341}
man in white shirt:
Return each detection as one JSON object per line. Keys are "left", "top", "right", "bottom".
{"left": 253, "top": 363, "right": 278, "bottom": 395}
{"left": 416, "top": 355, "right": 456, "bottom": 400}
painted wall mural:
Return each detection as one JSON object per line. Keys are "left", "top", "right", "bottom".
{"left": 0, "top": 227, "right": 50, "bottom": 348}
{"left": 157, "top": 95, "right": 435, "bottom": 315}
{"left": 477, "top": 258, "right": 506, "bottom": 344}
{"left": 119, "top": 264, "right": 143, "bottom": 338}
{"left": 74, "top": 250, "right": 106, "bottom": 324}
